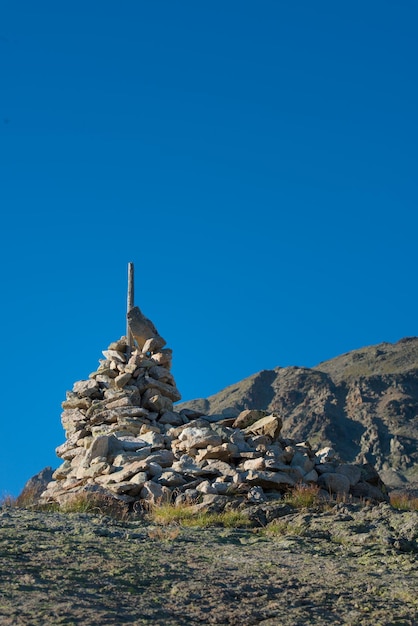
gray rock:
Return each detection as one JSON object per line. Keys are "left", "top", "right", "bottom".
{"left": 115, "top": 373, "right": 132, "bottom": 388}
{"left": 242, "top": 470, "right": 296, "bottom": 490}
{"left": 140, "top": 481, "right": 170, "bottom": 503}
{"left": 247, "top": 486, "right": 267, "bottom": 503}
{"left": 73, "top": 380, "right": 100, "bottom": 398}
{"left": 158, "top": 411, "right": 184, "bottom": 426}
{"left": 233, "top": 410, "right": 268, "bottom": 429}
{"left": 243, "top": 414, "right": 283, "bottom": 440}
{"left": 146, "top": 450, "right": 175, "bottom": 467}
{"left": 350, "top": 481, "right": 389, "bottom": 502}
{"left": 336, "top": 463, "right": 362, "bottom": 486}
{"left": 127, "top": 306, "right": 166, "bottom": 351}
{"left": 318, "top": 472, "right": 351, "bottom": 495}
{"left": 178, "top": 427, "right": 223, "bottom": 450}
{"left": 102, "top": 349, "right": 126, "bottom": 363}
{"left": 157, "top": 471, "right": 187, "bottom": 487}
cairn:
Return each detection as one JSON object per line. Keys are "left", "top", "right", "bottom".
{"left": 41, "top": 265, "right": 387, "bottom": 509}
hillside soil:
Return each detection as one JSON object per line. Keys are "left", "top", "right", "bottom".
{"left": 1, "top": 505, "right": 417, "bottom": 625}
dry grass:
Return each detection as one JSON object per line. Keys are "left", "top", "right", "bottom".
{"left": 60, "top": 492, "right": 131, "bottom": 520}
{"left": 260, "top": 519, "right": 306, "bottom": 537}
{"left": 147, "top": 526, "right": 181, "bottom": 541}
{"left": 148, "top": 502, "right": 251, "bottom": 528}
{"left": 284, "top": 483, "right": 322, "bottom": 509}
{"left": 390, "top": 492, "right": 418, "bottom": 511}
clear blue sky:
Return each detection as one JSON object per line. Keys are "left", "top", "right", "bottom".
{"left": 1, "top": 1, "right": 417, "bottom": 496}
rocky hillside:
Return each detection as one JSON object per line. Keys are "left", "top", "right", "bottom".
{"left": 178, "top": 338, "right": 418, "bottom": 489}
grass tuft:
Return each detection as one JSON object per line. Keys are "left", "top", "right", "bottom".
{"left": 60, "top": 492, "right": 131, "bottom": 521}
{"left": 284, "top": 483, "right": 321, "bottom": 509}
{"left": 390, "top": 492, "right": 418, "bottom": 511}
{"left": 148, "top": 502, "right": 251, "bottom": 528}
{"left": 260, "top": 520, "right": 306, "bottom": 537}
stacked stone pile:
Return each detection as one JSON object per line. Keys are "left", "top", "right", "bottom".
{"left": 41, "top": 325, "right": 388, "bottom": 509}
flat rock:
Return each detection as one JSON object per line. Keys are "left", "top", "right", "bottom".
{"left": 243, "top": 414, "right": 283, "bottom": 440}
{"left": 73, "top": 380, "right": 100, "bottom": 398}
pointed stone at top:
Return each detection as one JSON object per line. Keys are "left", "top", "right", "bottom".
{"left": 127, "top": 306, "right": 166, "bottom": 351}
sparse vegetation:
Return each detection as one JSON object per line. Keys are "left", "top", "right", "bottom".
{"left": 60, "top": 492, "right": 131, "bottom": 520}
{"left": 260, "top": 519, "right": 306, "bottom": 537}
{"left": 390, "top": 491, "right": 418, "bottom": 511}
{"left": 148, "top": 502, "right": 251, "bottom": 528}
{"left": 284, "top": 483, "right": 321, "bottom": 508}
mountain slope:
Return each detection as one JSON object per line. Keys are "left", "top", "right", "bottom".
{"left": 178, "top": 338, "right": 418, "bottom": 488}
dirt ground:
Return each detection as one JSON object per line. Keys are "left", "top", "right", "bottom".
{"left": 0, "top": 505, "right": 417, "bottom": 625}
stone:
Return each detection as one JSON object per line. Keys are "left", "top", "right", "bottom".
{"left": 157, "top": 471, "right": 187, "bottom": 488}
{"left": 103, "top": 460, "right": 149, "bottom": 483}
{"left": 350, "top": 481, "right": 389, "bottom": 502}
{"left": 195, "top": 443, "right": 236, "bottom": 463}
{"left": 318, "top": 472, "right": 351, "bottom": 495}
{"left": 85, "top": 435, "right": 114, "bottom": 464}
{"left": 243, "top": 414, "right": 283, "bottom": 440}
{"left": 129, "top": 472, "right": 148, "bottom": 486}
{"left": 151, "top": 349, "right": 172, "bottom": 368}
{"left": 192, "top": 494, "right": 229, "bottom": 513}
{"left": 178, "top": 427, "right": 222, "bottom": 449}
{"left": 115, "top": 372, "right": 132, "bottom": 388}
{"left": 303, "top": 469, "right": 319, "bottom": 483}
{"left": 316, "top": 447, "right": 337, "bottom": 463}
{"left": 141, "top": 336, "right": 166, "bottom": 354}
{"left": 142, "top": 389, "right": 173, "bottom": 412}
{"left": 141, "top": 376, "right": 181, "bottom": 402}
{"left": 315, "top": 460, "right": 336, "bottom": 473}
{"left": 242, "top": 470, "right": 296, "bottom": 489}
{"left": 137, "top": 431, "right": 166, "bottom": 449}
{"left": 61, "top": 408, "right": 87, "bottom": 428}
{"left": 107, "top": 337, "right": 127, "bottom": 352}
{"left": 52, "top": 462, "right": 72, "bottom": 480}
{"left": 89, "top": 406, "right": 149, "bottom": 425}
{"left": 146, "top": 450, "right": 174, "bottom": 467}
{"left": 117, "top": 436, "right": 149, "bottom": 451}
{"left": 112, "top": 448, "right": 152, "bottom": 465}
{"left": 102, "top": 349, "right": 126, "bottom": 363}
{"left": 247, "top": 486, "right": 267, "bottom": 504}
{"left": 290, "top": 451, "right": 315, "bottom": 473}
{"left": 242, "top": 457, "right": 266, "bottom": 471}
{"left": 148, "top": 462, "right": 163, "bottom": 478}
{"left": 127, "top": 306, "right": 166, "bottom": 351}
{"left": 158, "top": 411, "right": 184, "bottom": 426}
{"left": 196, "top": 481, "right": 218, "bottom": 495}
{"left": 148, "top": 365, "right": 174, "bottom": 383}
{"left": 140, "top": 481, "right": 169, "bottom": 503}
{"left": 73, "top": 380, "right": 100, "bottom": 398}
{"left": 62, "top": 394, "right": 91, "bottom": 410}
{"left": 336, "top": 464, "right": 362, "bottom": 486}
{"left": 233, "top": 410, "right": 268, "bottom": 430}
